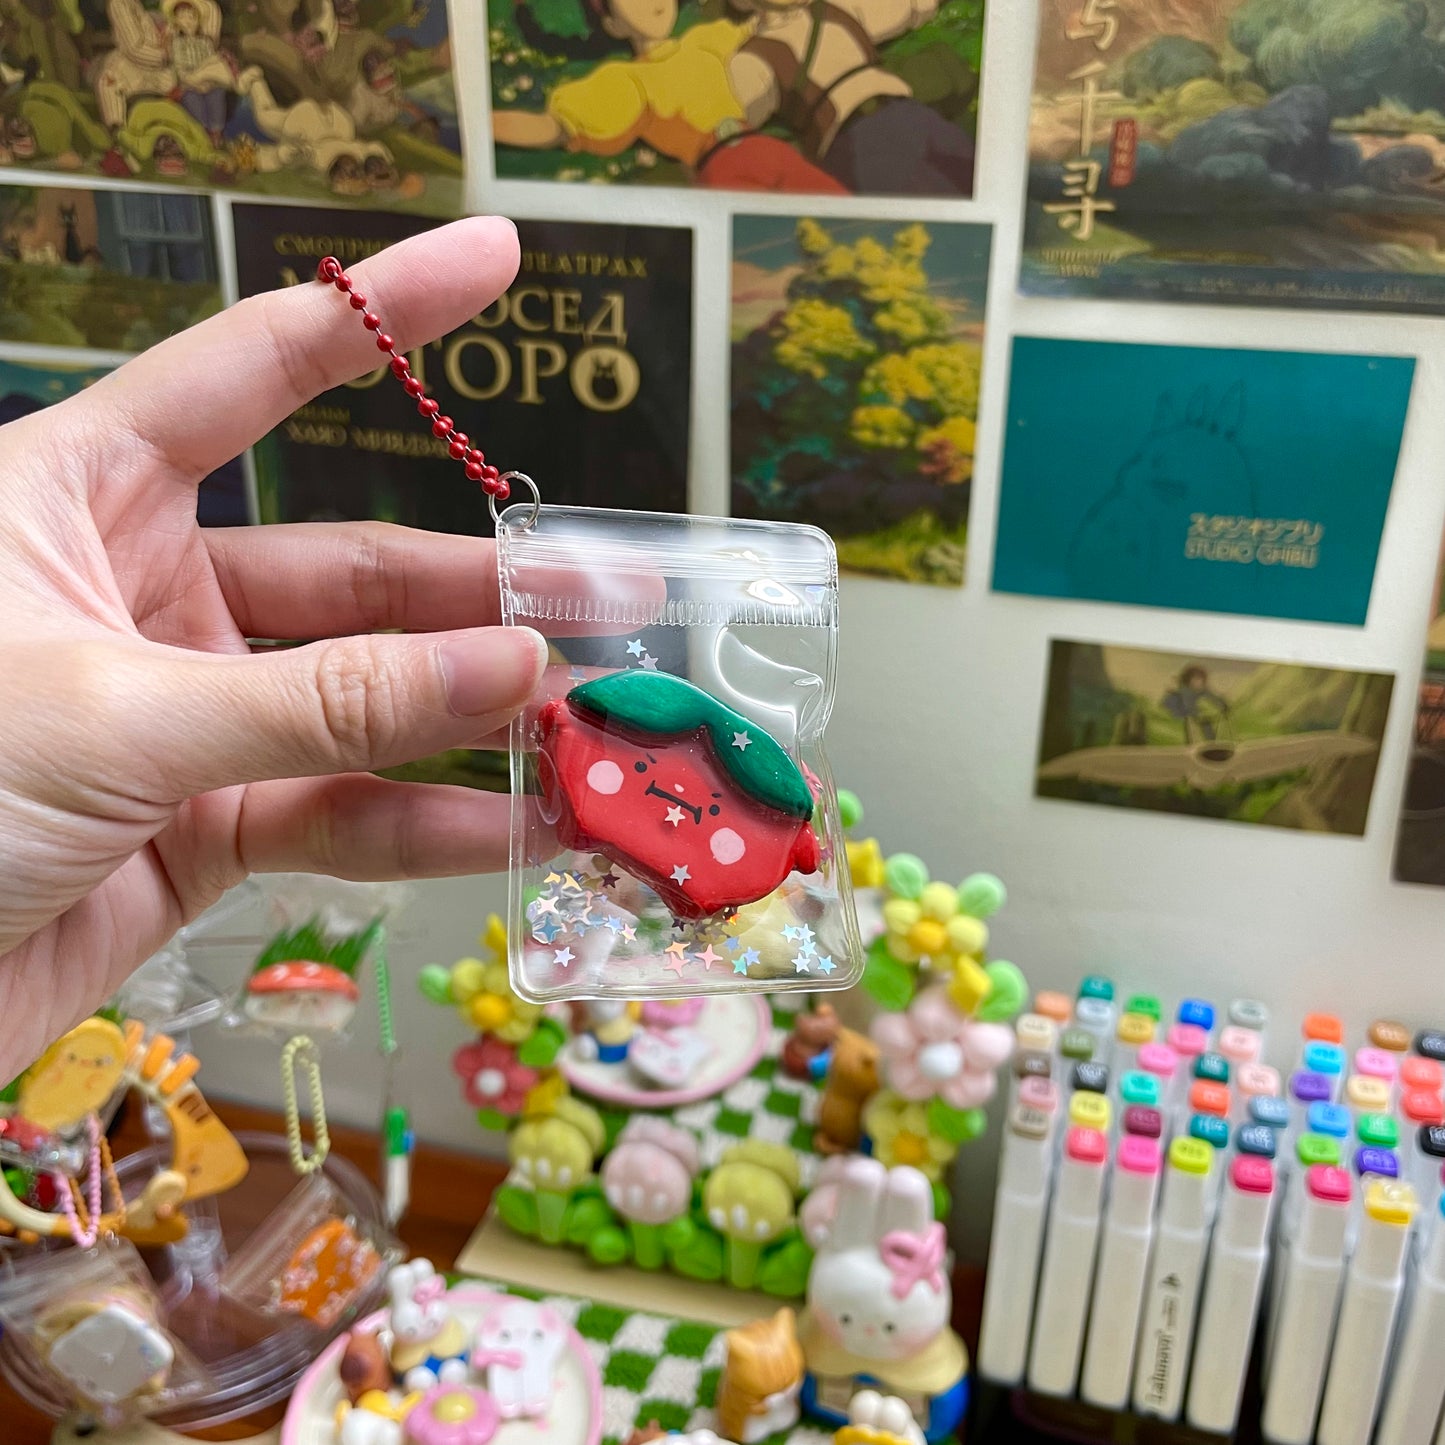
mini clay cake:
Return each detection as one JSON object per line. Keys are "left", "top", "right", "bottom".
{"left": 536, "top": 671, "right": 820, "bottom": 919}
{"left": 403, "top": 1385, "right": 501, "bottom": 1445}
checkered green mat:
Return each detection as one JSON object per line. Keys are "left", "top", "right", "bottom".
{"left": 593, "top": 995, "right": 826, "bottom": 1188}
{"left": 492, "top": 1283, "right": 835, "bottom": 1445}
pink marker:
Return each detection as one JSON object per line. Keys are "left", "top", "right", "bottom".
{"left": 1169, "top": 1023, "right": 1209, "bottom": 1061}
{"left": 1356, "top": 1047, "right": 1399, "bottom": 1083}
{"left": 1219, "top": 1025, "right": 1262, "bottom": 1067}
{"left": 1234, "top": 1063, "right": 1282, "bottom": 1124}
{"left": 1019, "top": 1076, "right": 1059, "bottom": 1113}
{"left": 1139, "top": 1041, "right": 1182, "bottom": 1116}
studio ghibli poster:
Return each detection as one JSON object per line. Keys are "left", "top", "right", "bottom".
{"left": 489, "top": 0, "right": 984, "bottom": 196}
{"left": 1024, "top": 0, "right": 1445, "bottom": 312}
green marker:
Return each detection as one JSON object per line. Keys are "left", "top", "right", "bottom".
{"left": 1358, "top": 1114, "right": 1399, "bottom": 1151}
{"left": 1194, "top": 1053, "right": 1230, "bottom": 1085}
{"left": 1079, "top": 975, "right": 1115, "bottom": 1002}
{"left": 1061, "top": 1027, "right": 1097, "bottom": 1062}
{"left": 1297, "top": 1132, "right": 1342, "bottom": 1170}
{"left": 1120, "top": 1070, "right": 1162, "bottom": 1108}
{"left": 1126, "top": 993, "right": 1162, "bottom": 1023}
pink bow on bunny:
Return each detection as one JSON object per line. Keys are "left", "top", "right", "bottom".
{"left": 879, "top": 1222, "right": 947, "bottom": 1301}
{"left": 412, "top": 1274, "right": 448, "bottom": 1308}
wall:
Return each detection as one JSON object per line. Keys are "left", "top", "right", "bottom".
{"left": 7, "top": 0, "right": 1445, "bottom": 1252}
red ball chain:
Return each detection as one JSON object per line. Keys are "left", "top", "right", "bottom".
{"left": 315, "top": 255, "right": 509, "bottom": 502}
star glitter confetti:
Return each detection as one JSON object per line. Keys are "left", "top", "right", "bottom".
{"left": 532, "top": 895, "right": 561, "bottom": 918}
{"left": 695, "top": 945, "right": 723, "bottom": 971}
{"left": 743, "top": 948, "right": 761, "bottom": 968}
{"left": 732, "top": 731, "right": 752, "bottom": 751}
{"left": 793, "top": 952, "right": 813, "bottom": 974}
{"left": 554, "top": 947, "right": 575, "bottom": 967}
{"left": 816, "top": 955, "right": 837, "bottom": 975}
{"left": 664, "top": 953, "right": 689, "bottom": 979}
{"left": 569, "top": 666, "right": 587, "bottom": 681}
{"left": 732, "top": 956, "right": 750, "bottom": 976}
{"left": 639, "top": 653, "right": 660, "bottom": 671}
{"left": 797, "top": 924, "right": 816, "bottom": 949}
{"left": 604, "top": 916, "right": 624, "bottom": 935}
{"left": 621, "top": 924, "right": 637, "bottom": 941}
{"left": 600, "top": 871, "right": 619, "bottom": 889}
{"left": 726, "top": 935, "right": 744, "bottom": 952}
{"left": 670, "top": 864, "right": 691, "bottom": 884}
{"left": 663, "top": 941, "right": 688, "bottom": 961}
{"left": 626, "top": 639, "right": 645, "bottom": 657}
{"left": 782, "top": 925, "right": 803, "bottom": 943}
{"left": 532, "top": 918, "right": 563, "bottom": 945}
{"left": 665, "top": 805, "right": 687, "bottom": 827}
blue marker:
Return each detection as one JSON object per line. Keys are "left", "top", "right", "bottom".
{"left": 1303, "top": 1043, "right": 1345, "bottom": 1100}
{"left": 1179, "top": 999, "right": 1216, "bottom": 1036}
{"left": 1250, "top": 1096, "right": 1290, "bottom": 1132}
{"left": 1307, "top": 1102, "right": 1351, "bottom": 1141}
{"left": 1236, "top": 1123, "right": 1276, "bottom": 1159}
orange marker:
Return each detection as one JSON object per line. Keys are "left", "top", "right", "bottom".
{"left": 1034, "top": 991, "right": 1073, "bottom": 1028}
{"left": 1190, "top": 1080, "right": 1231, "bottom": 1118}
{"left": 1303, "top": 1013, "right": 1344, "bottom": 1046}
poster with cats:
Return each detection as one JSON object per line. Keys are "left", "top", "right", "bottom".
{"left": 232, "top": 203, "right": 693, "bottom": 538}
{"left": 1023, "top": 0, "right": 1445, "bottom": 311}
{"left": 0, "top": 183, "right": 221, "bottom": 351}
{"left": 1037, "top": 640, "right": 1394, "bottom": 838}
{"left": 0, "top": 0, "right": 461, "bottom": 217}
{"left": 993, "top": 338, "right": 1412, "bottom": 625}
{"left": 730, "top": 214, "right": 992, "bottom": 587}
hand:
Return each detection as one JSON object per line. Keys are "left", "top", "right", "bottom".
{"left": 0, "top": 216, "right": 546, "bottom": 1080}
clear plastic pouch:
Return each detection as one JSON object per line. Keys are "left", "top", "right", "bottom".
{"left": 497, "top": 504, "right": 861, "bottom": 1003}
{"left": 0, "top": 1235, "right": 211, "bottom": 1424}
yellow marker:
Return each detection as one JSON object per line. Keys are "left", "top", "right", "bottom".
{"left": 1016, "top": 1013, "right": 1058, "bottom": 1055}
{"left": 947, "top": 956, "right": 991, "bottom": 1016}
{"left": 1346, "top": 1074, "right": 1390, "bottom": 1113}
{"left": 1117, "top": 1011, "right": 1156, "bottom": 1046}
{"left": 1069, "top": 1090, "right": 1111, "bottom": 1132}
{"left": 1364, "top": 1178, "right": 1417, "bottom": 1227}
{"left": 1169, "top": 1136, "right": 1213, "bottom": 1175}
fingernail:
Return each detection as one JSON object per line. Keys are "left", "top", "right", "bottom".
{"left": 440, "top": 628, "right": 544, "bottom": 717}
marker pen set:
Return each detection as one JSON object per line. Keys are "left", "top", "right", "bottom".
{"left": 980, "top": 986, "right": 1445, "bottom": 1443}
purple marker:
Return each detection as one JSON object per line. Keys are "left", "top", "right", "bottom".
{"left": 1355, "top": 1146, "right": 1399, "bottom": 1180}
{"left": 1124, "top": 1105, "right": 1163, "bottom": 1139}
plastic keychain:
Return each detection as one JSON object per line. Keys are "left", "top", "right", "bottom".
{"left": 316, "top": 257, "right": 861, "bottom": 1005}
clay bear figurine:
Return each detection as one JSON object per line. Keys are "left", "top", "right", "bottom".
{"left": 782, "top": 1004, "right": 840, "bottom": 1081}
{"left": 816, "top": 1028, "right": 880, "bottom": 1154}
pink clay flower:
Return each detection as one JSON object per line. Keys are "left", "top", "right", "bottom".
{"left": 871, "top": 987, "right": 1013, "bottom": 1110}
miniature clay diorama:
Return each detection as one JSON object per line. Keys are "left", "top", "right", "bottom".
{"left": 389, "top": 1260, "right": 471, "bottom": 1392}
{"left": 717, "top": 1307, "right": 806, "bottom": 1443}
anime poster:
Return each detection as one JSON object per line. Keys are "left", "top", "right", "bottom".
{"left": 1037, "top": 640, "right": 1394, "bottom": 838}
{"left": 1023, "top": 0, "right": 1445, "bottom": 311}
{"left": 0, "top": 0, "right": 460, "bottom": 216}
{"left": 730, "top": 214, "right": 991, "bottom": 587}
{"left": 233, "top": 203, "right": 692, "bottom": 536}
{"left": 1394, "top": 541, "right": 1445, "bottom": 884}
{"left": 993, "top": 338, "right": 1413, "bottom": 624}
{"left": 0, "top": 352, "right": 246, "bottom": 522}
{"left": 0, "top": 183, "right": 220, "bottom": 350}
{"left": 489, "top": 0, "right": 983, "bottom": 196}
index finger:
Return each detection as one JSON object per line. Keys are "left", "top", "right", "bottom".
{"left": 73, "top": 215, "right": 520, "bottom": 482}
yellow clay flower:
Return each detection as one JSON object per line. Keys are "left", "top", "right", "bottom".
{"left": 863, "top": 1091, "right": 957, "bottom": 1182}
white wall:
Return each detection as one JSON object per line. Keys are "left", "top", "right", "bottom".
{"left": 8, "top": 0, "right": 1445, "bottom": 1245}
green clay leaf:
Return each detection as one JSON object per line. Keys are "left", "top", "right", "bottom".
{"left": 862, "top": 936, "right": 915, "bottom": 1011}
{"left": 927, "top": 1097, "right": 986, "bottom": 1144}
{"left": 417, "top": 964, "right": 453, "bottom": 1005}
{"left": 517, "top": 1018, "right": 566, "bottom": 1068}
{"left": 495, "top": 1183, "right": 539, "bottom": 1238}
{"left": 959, "top": 872, "right": 1007, "bottom": 917}
{"left": 884, "top": 852, "right": 929, "bottom": 899}
{"left": 977, "top": 960, "right": 1027, "bottom": 1023}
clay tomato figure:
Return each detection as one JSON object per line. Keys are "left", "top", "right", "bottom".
{"left": 536, "top": 671, "right": 820, "bottom": 919}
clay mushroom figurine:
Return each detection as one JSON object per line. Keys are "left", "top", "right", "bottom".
{"left": 243, "top": 959, "right": 361, "bottom": 1033}
{"left": 704, "top": 1141, "right": 801, "bottom": 1290}
{"left": 601, "top": 1117, "right": 700, "bottom": 1269}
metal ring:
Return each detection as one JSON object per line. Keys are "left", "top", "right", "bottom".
{"left": 490, "top": 471, "right": 542, "bottom": 530}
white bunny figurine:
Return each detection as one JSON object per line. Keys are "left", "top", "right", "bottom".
{"left": 386, "top": 1259, "right": 469, "bottom": 1392}
{"left": 798, "top": 1158, "right": 968, "bottom": 1445}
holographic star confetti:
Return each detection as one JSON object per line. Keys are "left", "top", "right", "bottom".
{"left": 626, "top": 639, "right": 645, "bottom": 657}
{"left": 671, "top": 864, "right": 691, "bottom": 884}
{"left": 532, "top": 918, "right": 563, "bottom": 945}
{"left": 554, "top": 947, "right": 575, "bottom": 967}
{"left": 639, "top": 653, "right": 660, "bottom": 671}
{"left": 793, "top": 952, "right": 813, "bottom": 974}
{"left": 695, "top": 945, "right": 723, "bottom": 971}
{"left": 816, "top": 955, "right": 837, "bottom": 976}
{"left": 732, "top": 956, "right": 750, "bottom": 976}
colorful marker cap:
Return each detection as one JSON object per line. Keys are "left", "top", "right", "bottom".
{"left": 1232, "top": 1156, "right": 1274, "bottom": 1194}
{"left": 1014, "top": 1049, "right": 1052, "bottom": 1081}
{"left": 1417, "top": 1031, "right": 1445, "bottom": 1062}
{"left": 1307, "top": 1164, "right": 1352, "bottom": 1205}
{"left": 1250, "top": 1096, "right": 1290, "bottom": 1131}
{"left": 1306, "top": 1102, "right": 1351, "bottom": 1140}
{"left": 1194, "top": 1053, "right": 1230, "bottom": 1085}
{"left": 1357, "top": 1114, "right": 1398, "bottom": 1150}
{"left": 1072, "top": 1061, "right": 1110, "bottom": 1096}
{"left": 1190, "top": 1114, "right": 1230, "bottom": 1151}
{"left": 1303, "top": 1013, "right": 1344, "bottom": 1045}
{"left": 1170, "top": 1136, "right": 1213, "bottom": 1175}
{"left": 1015, "top": 1013, "right": 1057, "bottom": 1056}
{"left": 1168, "top": 1023, "right": 1209, "bottom": 1059}
{"left": 1178, "top": 999, "right": 1216, "bottom": 1033}
{"left": 1117, "top": 1012, "right": 1155, "bottom": 1047}
{"left": 1369, "top": 1019, "right": 1411, "bottom": 1053}
{"left": 1355, "top": 1047, "right": 1398, "bottom": 1082}
{"left": 1018, "top": 1076, "right": 1058, "bottom": 1113}
{"left": 1124, "top": 1106, "right": 1163, "bottom": 1139}
{"left": 1079, "top": 975, "right": 1115, "bottom": 1003}
{"left": 1229, "top": 999, "right": 1270, "bottom": 1033}
{"left": 1066, "top": 1126, "right": 1108, "bottom": 1164}
{"left": 1061, "top": 1027, "right": 1097, "bottom": 1062}
{"left": 1402, "top": 1056, "right": 1444, "bottom": 1093}
{"left": 1347, "top": 1075, "right": 1390, "bottom": 1113}
{"left": 1237, "top": 1123, "right": 1276, "bottom": 1159}
{"left": 1138, "top": 1042, "right": 1179, "bottom": 1079}
{"left": 1011, "top": 1104, "right": 1051, "bottom": 1140}
{"left": 1219, "top": 1025, "right": 1262, "bottom": 1066}
{"left": 1356, "top": 1146, "right": 1399, "bottom": 1180}
{"left": 1120, "top": 1071, "right": 1161, "bottom": 1108}
{"left": 1404, "top": 1090, "right": 1445, "bottom": 1127}
{"left": 1069, "top": 1091, "right": 1111, "bottom": 1132}
{"left": 1126, "top": 994, "right": 1162, "bottom": 1023}
{"left": 1291, "top": 1071, "right": 1332, "bottom": 1105}
{"left": 1119, "top": 1135, "right": 1162, "bottom": 1174}
{"left": 1363, "top": 1178, "right": 1415, "bottom": 1225}
{"left": 1033, "top": 991, "right": 1072, "bottom": 1025}
{"left": 1304, "top": 1042, "right": 1345, "bottom": 1077}
{"left": 1420, "top": 1124, "right": 1445, "bottom": 1159}
{"left": 1190, "top": 1080, "right": 1230, "bottom": 1118}
{"left": 1238, "top": 1064, "right": 1281, "bottom": 1098}
{"left": 1297, "top": 1133, "right": 1342, "bottom": 1169}
{"left": 1075, "top": 998, "right": 1114, "bottom": 1036}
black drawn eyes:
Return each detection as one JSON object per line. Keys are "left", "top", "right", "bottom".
{"left": 634, "top": 761, "right": 647, "bottom": 773}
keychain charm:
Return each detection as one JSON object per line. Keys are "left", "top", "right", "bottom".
{"left": 538, "top": 670, "right": 819, "bottom": 919}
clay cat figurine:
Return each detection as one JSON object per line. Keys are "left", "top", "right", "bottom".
{"left": 717, "top": 1307, "right": 805, "bottom": 1444}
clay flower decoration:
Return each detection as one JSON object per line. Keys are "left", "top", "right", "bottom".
{"left": 451, "top": 1037, "right": 539, "bottom": 1122}
{"left": 860, "top": 1093, "right": 959, "bottom": 1182}
{"left": 873, "top": 988, "right": 1013, "bottom": 1110}
{"left": 601, "top": 1117, "right": 700, "bottom": 1269}
{"left": 703, "top": 1140, "right": 800, "bottom": 1290}
{"left": 508, "top": 1095, "right": 605, "bottom": 1244}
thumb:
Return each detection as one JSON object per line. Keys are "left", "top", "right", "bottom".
{"left": 134, "top": 626, "right": 546, "bottom": 800}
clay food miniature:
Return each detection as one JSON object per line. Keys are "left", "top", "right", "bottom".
{"left": 703, "top": 1141, "right": 801, "bottom": 1290}
{"left": 600, "top": 1117, "right": 700, "bottom": 1269}
{"left": 717, "top": 1307, "right": 806, "bottom": 1443}
{"left": 508, "top": 1097, "right": 606, "bottom": 1244}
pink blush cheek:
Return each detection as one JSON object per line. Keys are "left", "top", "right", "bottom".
{"left": 814, "top": 1313, "right": 847, "bottom": 1348}
{"left": 895, "top": 1323, "right": 938, "bottom": 1354}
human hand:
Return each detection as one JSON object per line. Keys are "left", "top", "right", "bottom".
{"left": 0, "top": 216, "right": 547, "bottom": 1079}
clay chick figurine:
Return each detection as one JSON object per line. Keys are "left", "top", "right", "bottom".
{"left": 782, "top": 1004, "right": 839, "bottom": 1081}
{"left": 717, "top": 1307, "right": 805, "bottom": 1443}
{"left": 816, "top": 1028, "right": 880, "bottom": 1154}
